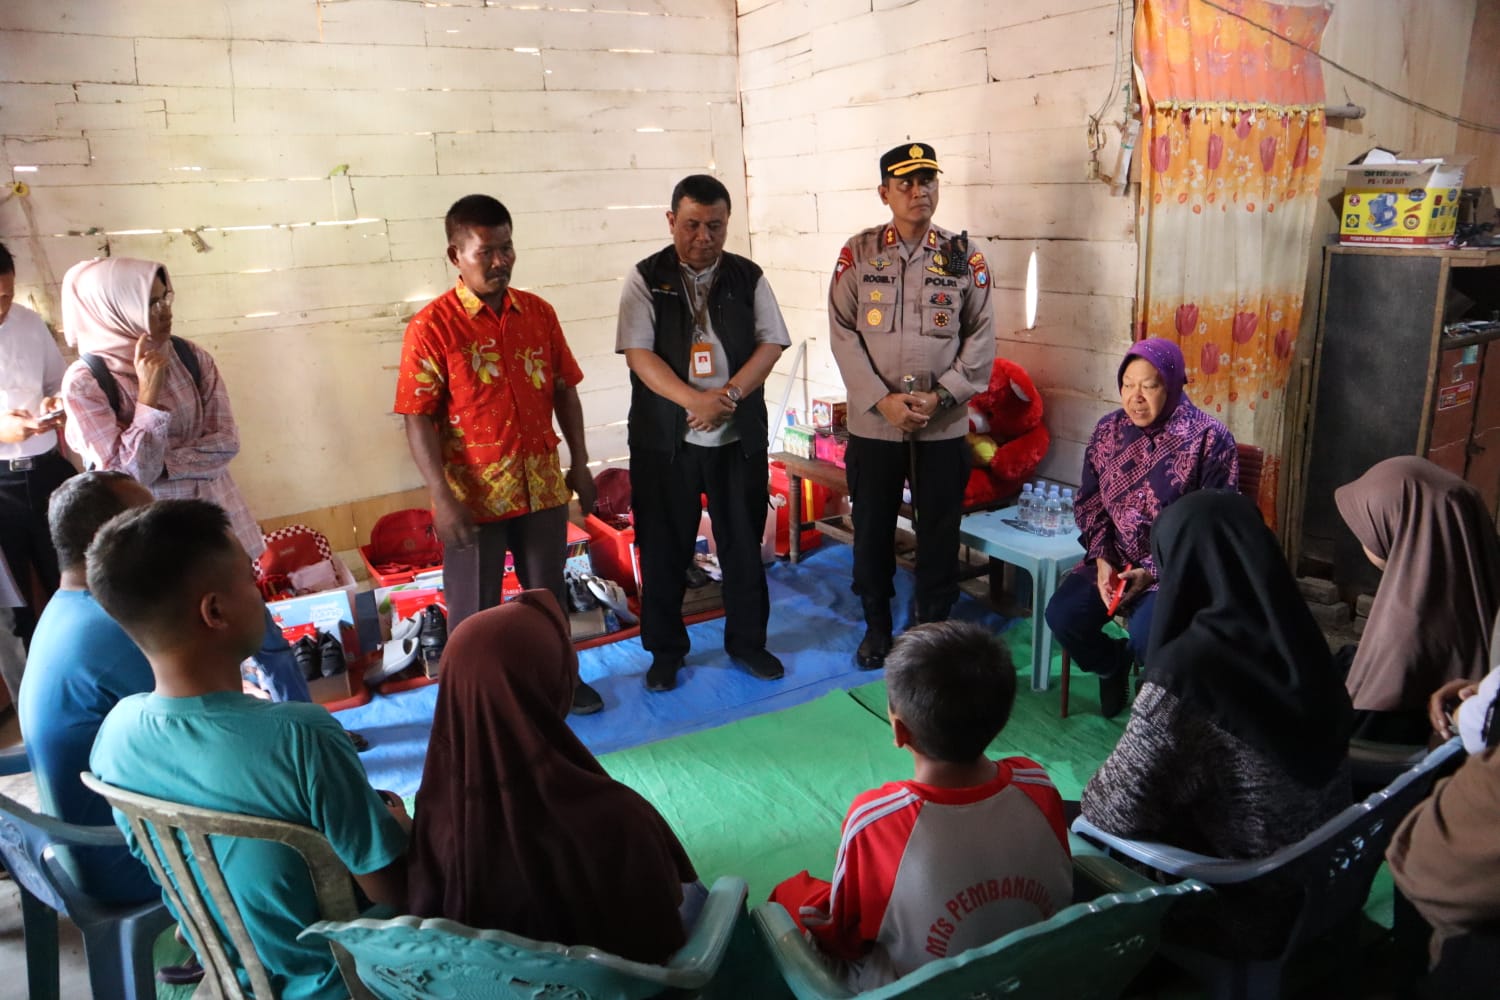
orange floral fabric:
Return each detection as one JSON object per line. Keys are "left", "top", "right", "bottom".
{"left": 395, "top": 281, "right": 583, "bottom": 523}
{"left": 1133, "top": 0, "right": 1330, "bottom": 523}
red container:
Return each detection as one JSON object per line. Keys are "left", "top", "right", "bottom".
{"left": 770, "top": 461, "right": 827, "bottom": 556}
{"left": 359, "top": 508, "right": 444, "bottom": 587}
{"left": 584, "top": 513, "right": 639, "bottom": 595}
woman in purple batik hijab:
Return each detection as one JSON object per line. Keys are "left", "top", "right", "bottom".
{"left": 1043, "top": 338, "right": 1239, "bottom": 718}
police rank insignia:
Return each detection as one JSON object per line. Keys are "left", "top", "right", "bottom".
{"left": 926, "top": 254, "right": 948, "bottom": 276}
{"left": 869, "top": 290, "right": 883, "bottom": 302}
{"left": 834, "top": 246, "right": 855, "bottom": 280}
{"left": 929, "top": 292, "right": 953, "bottom": 306}
{"left": 933, "top": 311, "right": 951, "bottom": 328}
{"left": 866, "top": 308, "right": 883, "bottom": 326}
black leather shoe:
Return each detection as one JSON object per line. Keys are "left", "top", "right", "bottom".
{"left": 856, "top": 627, "right": 892, "bottom": 670}
{"left": 317, "top": 631, "right": 346, "bottom": 677}
{"left": 570, "top": 681, "right": 604, "bottom": 715}
{"left": 729, "top": 647, "right": 784, "bottom": 681}
{"left": 914, "top": 600, "right": 954, "bottom": 625}
{"left": 645, "top": 656, "right": 684, "bottom": 692}
{"left": 293, "top": 635, "right": 320, "bottom": 681}
{"left": 418, "top": 604, "right": 447, "bottom": 677}
{"left": 1099, "top": 668, "right": 1130, "bottom": 719}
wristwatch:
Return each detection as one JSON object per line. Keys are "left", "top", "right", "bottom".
{"left": 934, "top": 386, "right": 957, "bottom": 410}
{"left": 724, "top": 383, "right": 744, "bottom": 403}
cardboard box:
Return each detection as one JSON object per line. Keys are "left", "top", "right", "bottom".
{"left": 267, "top": 558, "right": 359, "bottom": 656}
{"left": 1339, "top": 148, "right": 1472, "bottom": 246}
{"left": 814, "top": 428, "right": 850, "bottom": 468}
{"left": 784, "top": 423, "right": 816, "bottom": 460}
{"left": 811, "top": 395, "right": 848, "bottom": 431}
{"left": 504, "top": 522, "right": 592, "bottom": 601}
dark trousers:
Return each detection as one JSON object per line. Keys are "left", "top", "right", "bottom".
{"left": 846, "top": 434, "right": 968, "bottom": 614}
{"left": 444, "top": 504, "right": 569, "bottom": 630}
{"left": 0, "top": 449, "right": 75, "bottom": 646}
{"left": 630, "top": 443, "right": 770, "bottom": 659}
{"left": 1043, "top": 570, "right": 1155, "bottom": 678}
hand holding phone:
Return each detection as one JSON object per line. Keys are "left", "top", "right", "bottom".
{"left": 1106, "top": 564, "right": 1132, "bottom": 616}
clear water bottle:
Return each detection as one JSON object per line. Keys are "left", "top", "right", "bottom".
{"left": 1018, "top": 484, "right": 1034, "bottom": 526}
{"left": 1060, "top": 488, "right": 1075, "bottom": 534}
{"left": 1042, "top": 486, "right": 1062, "bottom": 536}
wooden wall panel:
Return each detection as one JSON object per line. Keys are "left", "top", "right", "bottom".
{"left": 0, "top": 0, "right": 741, "bottom": 520}
{"left": 736, "top": 0, "right": 1136, "bottom": 479}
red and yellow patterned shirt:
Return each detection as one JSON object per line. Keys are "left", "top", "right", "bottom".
{"left": 394, "top": 280, "right": 583, "bottom": 523}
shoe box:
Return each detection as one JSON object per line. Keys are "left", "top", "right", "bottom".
{"left": 268, "top": 557, "right": 360, "bottom": 661}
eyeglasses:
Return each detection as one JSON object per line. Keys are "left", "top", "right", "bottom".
{"left": 149, "top": 290, "right": 174, "bottom": 315}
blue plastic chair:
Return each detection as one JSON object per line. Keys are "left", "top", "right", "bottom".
{"left": 750, "top": 855, "right": 1209, "bottom": 1000}
{"left": 1071, "top": 737, "right": 1466, "bottom": 1000}
{"left": 0, "top": 787, "right": 173, "bottom": 1000}
{"left": 301, "top": 875, "right": 750, "bottom": 1000}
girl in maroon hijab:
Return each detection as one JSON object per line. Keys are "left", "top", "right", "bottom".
{"left": 407, "top": 590, "right": 697, "bottom": 963}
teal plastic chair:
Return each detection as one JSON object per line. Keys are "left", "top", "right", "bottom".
{"left": 1071, "top": 737, "right": 1466, "bottom": 1000}
{"left": 0, "top": 788, "right": 173, "bottom": 1000}
{"left": 750, "top": 855, "right": 1208, "bottom": 1000}
{"left": 301, "top": 875, "right": 749, "bottom": 1000}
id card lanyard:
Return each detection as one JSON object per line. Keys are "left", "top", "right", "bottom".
{"left": 688, "top": 278, "right": 715, "bottom": 379}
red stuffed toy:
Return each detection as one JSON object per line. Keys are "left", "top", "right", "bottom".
{"left": 962, "top": 358, "right": 1050, "bottom": 508}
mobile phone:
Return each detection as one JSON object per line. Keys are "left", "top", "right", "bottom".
{"left": 1106, "top": 564, "right": 1132, "bottom": 616}
{"left": 38, "top": 409, "right": 66, "bottom": 425}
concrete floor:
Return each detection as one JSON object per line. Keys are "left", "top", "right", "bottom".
{"left": 0, "top": 710, "right": 98, "bottom": 1000}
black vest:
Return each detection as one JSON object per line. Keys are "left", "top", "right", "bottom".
{"left": 627, "top": 247, "right": 769, "bottom": 456}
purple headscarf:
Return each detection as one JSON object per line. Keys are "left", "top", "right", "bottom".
{"left": 1118, "top": 338, "right": 1186, "bottom": 427}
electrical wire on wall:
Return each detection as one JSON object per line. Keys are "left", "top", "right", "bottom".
{"left": 1086, "top": 0, "right": 1133, "bottom": 182}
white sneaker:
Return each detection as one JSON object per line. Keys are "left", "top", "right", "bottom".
{"left": 367, "top": 636, "right": 420, "bottom": 684}
{"left": 585, "top": 575, "right": 638, "bottom": 625}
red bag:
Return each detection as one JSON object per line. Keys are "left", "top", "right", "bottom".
{"left": 367, "top": 508, "right": 444, "bottom": 574}
{"left": 256, "top": 525, "right": 339, "bottom": 601}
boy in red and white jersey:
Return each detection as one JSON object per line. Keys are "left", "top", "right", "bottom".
{"left": 770, "top": 621, "right": 1072, "bottom": 990}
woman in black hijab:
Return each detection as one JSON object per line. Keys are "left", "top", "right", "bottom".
{"left": 1081, "top": 490, "right": 1354, "bottom": 859}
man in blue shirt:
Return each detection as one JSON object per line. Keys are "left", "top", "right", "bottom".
{"left": 89, "top": 499, "right": 409, "bottom": 1000}
{"left": 19, "top": 469, "right": 157, "bottom": 903}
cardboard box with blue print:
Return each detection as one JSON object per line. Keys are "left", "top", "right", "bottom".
{"left": 268, "top": 557, "right": 360, "bottom": 656}
{"left": 1338, "top": 148, "right": 1472, "bottom": 246}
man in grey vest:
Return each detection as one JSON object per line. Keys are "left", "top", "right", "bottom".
{"left": 616, "top": 174, "right": 791, "bottom": 692}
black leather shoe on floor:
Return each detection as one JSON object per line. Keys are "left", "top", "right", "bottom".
{"left": 645, "top": 656, "right": 684, "bottom": 692}
{"left": 292, "top": 635, "right": 321, "bottom": 681}
{"left": 570, "top": 680, "right": 605, "bottom": 714}
{"left": 856, "top": 627, "right": 892, "bottom": 670}
{"left": 317, "top": 631, "right": 346, "bottom": 677}
{"left": 1099, "top": 668, "right": 1130, "bottom": 719}
{"left": 729, "top": 647, "right": 784, "bottom": 681}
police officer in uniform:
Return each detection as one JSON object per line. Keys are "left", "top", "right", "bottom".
{"left": 828, "top": 143, "right": 995, "bottom": 670}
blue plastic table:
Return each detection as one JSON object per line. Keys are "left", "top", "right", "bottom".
{"left": 959, "top": 506, "right": 1085, "bottom": 691}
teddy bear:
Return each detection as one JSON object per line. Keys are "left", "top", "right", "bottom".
{"left": 962, "top": 357, "right": 1050, "bottom": 508}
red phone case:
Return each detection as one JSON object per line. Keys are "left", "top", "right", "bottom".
{"left": 1106, "top": 564, "right": 1131, "bottom": 616}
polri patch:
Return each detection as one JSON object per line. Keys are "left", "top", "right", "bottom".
{"left": 929, "top": 292, "right": 953, "bottom": 306}
{"left": 833, "top": 246, "right": 855, "bottom": 280}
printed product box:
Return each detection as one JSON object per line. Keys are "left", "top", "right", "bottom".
{"left": 784, "top": 424, "right": 816, "bottom": 460}
{"left": 811, "top": 395, "right": 848, "bottom": 432}
{"left": 814, "top": 428, "right": 850, "bottom": 468}
{"left": 268, "top": 557, "right": 359, "bottom": 656}
{"left": 502, "top": 522, "right": 592, "bottom": 601}
{"left": 1339, "top": 148, "right": 1472, "bottom": 246}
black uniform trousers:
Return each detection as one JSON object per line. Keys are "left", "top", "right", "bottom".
{"left": 630, "top": 442, "right": 770, "bottom": 660}
{"left": 846, "top": 434, "right": 968, "bottom": 615}
{"left": 0, "top": 448, "right": 74, "bottom": 646}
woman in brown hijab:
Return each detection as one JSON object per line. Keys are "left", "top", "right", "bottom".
{"left": 1335, "top": 456, "right": 1500, "bottom": 742}
{"left": 407, "top": 590, "right": 698, "bottom": 963}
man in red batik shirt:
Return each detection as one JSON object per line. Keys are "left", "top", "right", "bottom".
{"left": 395, "top": 195, "right": 602, "bottom": 714}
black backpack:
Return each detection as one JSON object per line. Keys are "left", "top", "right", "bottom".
{"left": 81, "top": 336, "right": 202, "bottom": 418}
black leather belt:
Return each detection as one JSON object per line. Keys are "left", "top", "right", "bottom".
{"left": 0, "top": 451, "right": 54, "bottom": 472}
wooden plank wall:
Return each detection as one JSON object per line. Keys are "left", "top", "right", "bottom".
{"left": 0, "top": 0, "right": 743, "bottom": 522}
{"left": 736, "top": 0, "right": 1139, "bottom": 484}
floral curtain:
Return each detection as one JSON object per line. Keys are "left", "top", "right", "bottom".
{"left": 1133, "top": 0, "right": 1331, "bottom": 525}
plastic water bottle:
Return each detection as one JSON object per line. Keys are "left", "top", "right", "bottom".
{"left": 1018, "top": 484, "right": 1034, "bottom": 526}
{"left": 1043, "top": 487, "right": 1062, "bottom": 537}
{"left": 1060, "top": 488, "right": 1075, "bottom": 534}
